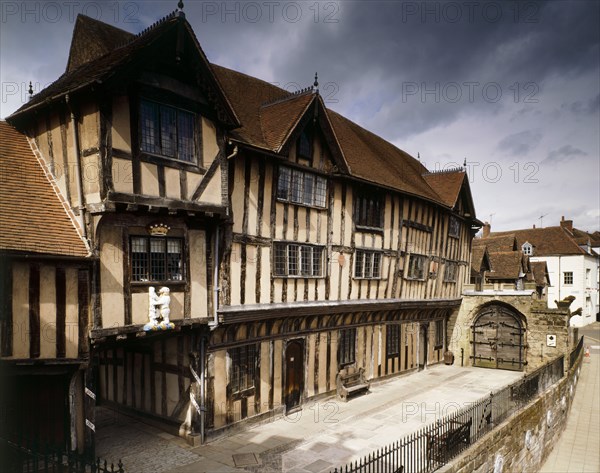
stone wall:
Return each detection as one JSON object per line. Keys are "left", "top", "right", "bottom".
{"left": 438, "top": 353, "right": 582, "bottom": 473}
{"left": 448, "top": 292, "right": 572, "bottom": 373}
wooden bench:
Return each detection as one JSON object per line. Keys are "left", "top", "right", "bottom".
{"left": 336, "top": 367, "right": 370, "bottom": 402}
{"left": 427, "top": 418, "right": 471, "bottom": 465}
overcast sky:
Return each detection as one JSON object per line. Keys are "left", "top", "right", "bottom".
{"left": 1, "top": 0, "right": 598, "bottom": 233}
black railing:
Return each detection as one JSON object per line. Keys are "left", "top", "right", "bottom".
{"left": 331, "top": 355, "right": 570, "bottom": 473}
{"left": 569, "top": 336, "right": 584, "bottom": 369}
{"left": 0, "top": 437, "right": 125, "bottom": 473}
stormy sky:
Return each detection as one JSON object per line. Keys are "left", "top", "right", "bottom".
{"left": 1, "top": 0, "right": 598, "bottom": 233}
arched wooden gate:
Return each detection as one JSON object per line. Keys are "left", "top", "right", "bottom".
{"left": 471, "top": 305, "right": 526, "bottom": 371}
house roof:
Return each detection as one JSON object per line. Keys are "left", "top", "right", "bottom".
{"left": 490, "top": 227, "right": 586, "bottom": 256}
{"left": 571, "top": 227, "right": 600, "bottom": 248}
{"left": 0, "top": 121, "right": 89, "bottom": 258}
{"left": 471, "top": 245, "right": 492, "bottom": 273}
{"left": 531, "top": 261, "right": 551, "bottom": 287}
{"left": 486, "top": 251, "right": 525, "bottom": 280}
{"left": 474, "top": 234, "right": 518, "bottom": 252}
{"left": 8, "top": 12, "right": 479, "bottom": 214}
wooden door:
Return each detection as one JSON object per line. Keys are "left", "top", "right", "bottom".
{"left": 284, "top": 340, "right": 304, "bottom": 412}
{"left": 472, "top": 305, "right": 525, "bottom": 371}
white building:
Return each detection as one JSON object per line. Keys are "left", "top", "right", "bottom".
{"left": 483, "top": 217, "right": 599, "bottom": 326}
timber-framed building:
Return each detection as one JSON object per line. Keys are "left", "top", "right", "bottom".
{"left": 2, "top": 7, "right": 481, "bottom": 450}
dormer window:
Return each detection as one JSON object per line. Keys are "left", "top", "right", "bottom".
{"left": 297, "top": 127, "right": 312, "bottom": 162}
{"left": 522, "top": 242, "right": 533, "bottom": 255}
{"left": 140, "top": 99, "right": 197, "bottom": 163}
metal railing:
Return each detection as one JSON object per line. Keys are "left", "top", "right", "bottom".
{"left": 331, "top": 354, "right": 570, "bottom": 473}
{"left": 0, "top": 437, "right": 125, "bottom": 473}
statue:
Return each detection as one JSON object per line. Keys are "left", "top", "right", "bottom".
{"left": 143, "top": 286, "right": 174, "bottom": 331}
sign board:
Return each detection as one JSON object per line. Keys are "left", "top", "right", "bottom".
{"left": 546, "top": 334, "right": 557, "bottom": 347}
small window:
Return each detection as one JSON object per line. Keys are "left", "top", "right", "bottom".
{"left": 448, "top": 216, "right": 460, "bottom": 238}
{"left": 435, "top": 320, "right": 443, "bottom": 348}
{"left": 354, "top": 250, "right": 382, "bottom": 279}
{"left": 140, "top": 99, "right": 196, "bottom": 162}
{"left": 522, "top": 242, "right": 532, "bottom": 255}
{"left": 586, "top": 269, "right": 591, "bottom": 286}
{"left": 131, "top": 236, "right": 183, "bottom": 282}
{"left": 273, "top": 242, "right": 324, "bottom": 277}
{"left": 563, "top": 272, "right": 573, "bottom": 285}
{"left": 339, "top": 328, "right": 356, "bottom": 366}
{"left": 444, "top": 261, "right": 458, "bottom": 282}
{"left": 355, "top": 191, "right": 384, "bottom": 229}
{"left": 386, "top": 324, "right": 400, "bottom": 357}
{"left": 297, "top": 128, "right": 312, "bottom": 161}
{"left": 277, "top": 166, "right": 327, "bottom": 208}
{"left": 406, "top": 254, "right": 427, "bottom": 280}
{"left": 229, "top": 344, "right": 256, "bottom": 394}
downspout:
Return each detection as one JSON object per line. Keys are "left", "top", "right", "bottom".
{"left": 199, "top": 335, "right": 206, "bottom": 444}
{"left": 65, "top": 94, "right": 87, "bottom": 242}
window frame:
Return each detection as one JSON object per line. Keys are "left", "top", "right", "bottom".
{"left": 273, "top": 242, "right": 325, "bottom": 278}
{"left": 563, "top": 271, "right": 574, "bottom": 285}
{"left": 522, "top": 242, "right": 532, "bottom": 255}
{"left": 229, "top": 344, "right": 257, "bottom": 395}
{"left": 386, "top": 324, "right": 400, "bottom": 357}
{"left": 443, "top": 261, "right": 458, "bottom": 283}
{"left": 138, "top": 98, "right": 200, "bottom": 165}
{"left": 448, "top": 216, "right": 460, "bottom": 238}
{"left": 354, "top": 191, "right": 385, "bottom": 231}
{"left": 339, "top": 328, "right": 356, "bottom": 366}
{"left": 296, "top": 127, "right": 313, "bottom": 163}
{"left": 130, "top": 235, "right": 185, "bottom": 284}
{"left": 276, "top": 166, "right": 327, "bottom": 209}
{"left": 354, "top": 249, "right": 383, "bottom": 279}
{"left": 406, "top": 254, "right": 428, "bottom": 280}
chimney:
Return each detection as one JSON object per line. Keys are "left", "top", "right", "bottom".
{"left": 482, "top": 222, "right": 491, "bottom": 238}
{"left": 533, "top": 224, "right": 536, "bottom": 229}
{"left": 560, "top": 216, "right": 573, "bottom": 233}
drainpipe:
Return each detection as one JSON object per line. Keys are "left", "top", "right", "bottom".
{"left": 199, "top": 335, "right": 206, "bottom": 444}
{"left": 65, "top": 94, "right": 87, "bottom": 242}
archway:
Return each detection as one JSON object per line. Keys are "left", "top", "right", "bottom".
{"left": 472, "top": 304, "right": 526, "bottom": 371}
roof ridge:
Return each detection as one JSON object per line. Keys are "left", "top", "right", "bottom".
{"left": 423, "top": 167, "right": 465, "bottom": 175}
{"left": 116, "top": 10, "right": 180, "bottom": 49}
{"left": 261, "top": 87, "right": 314, "bottom": 108}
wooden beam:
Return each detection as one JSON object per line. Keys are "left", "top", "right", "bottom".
{"left": 29, "top": 264, "right": 40, "bottom": 358}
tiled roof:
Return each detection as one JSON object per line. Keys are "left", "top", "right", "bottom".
{"left": 531, "top": 261, "right": 550, "bottom": 287}
{"left": 0, "top": 121, "right": 89, "bottom": 257}
{"left": 486, "top": 251, "right": 525, "bottom": 280}
{"left": 471, "top": 245, "right": 491, "bottom": 272}
{"left": 422, "top": 171, "right": 466, "bottom": 208}
{"left": 475, "top": 234, "right": 518, "bottom": 252}
{"left": 571, "top": 227, "right": 600, "bottom": 247}
{"left": 490, "top": 227, "right": 586, "bottom": 256}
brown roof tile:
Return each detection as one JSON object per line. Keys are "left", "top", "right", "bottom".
{"left": 475, "top": 234, "right": 518, "bottom": 252}
{"left": 422, "top": 171, "right": 466, "bottom": 208}
{"left": 0, "top": 121, "right": 89, "bottom": 257}
{"left": 490, "top": 227, "right": 585, "bottom": 256}
{"left": 531, "top": 261, "right": 550, "bottom": 286}
{"left": 486, "top": 251, "right": 525, "bottom": 280}
{"left": 260, "top": 93, "right": 316, "bottom": 152}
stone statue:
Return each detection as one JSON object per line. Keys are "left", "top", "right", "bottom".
{"left": 143, "top": 286, "right": 174, "bottom": 331}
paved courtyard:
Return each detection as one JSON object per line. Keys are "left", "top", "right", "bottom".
{"left": 96, "top": 363, "right": 522, "bottom": 473}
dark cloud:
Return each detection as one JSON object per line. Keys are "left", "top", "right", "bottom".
{"left": 542, "top": 145, "right": 588, "bottom": 165}
{"left": 497, "top": 130, "right": 543, "bottom": 156}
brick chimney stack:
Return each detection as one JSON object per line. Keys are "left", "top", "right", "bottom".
{"left": 560, "top": 216, "right": 573, "bottom": 233}
{"left": 482, "top": 222, "right": 491, "bottom": 238}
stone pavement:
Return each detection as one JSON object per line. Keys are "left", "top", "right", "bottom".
{"left": 539, "top": 324, "right": 600, "bottom": 473}
{"left": 96, "top": 364, "right": 521, "bottom": 473}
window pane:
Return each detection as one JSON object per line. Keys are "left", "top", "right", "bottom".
{"left": 288, "top": 245, "right": 299, "bottom": 275}
{"left": 290, "top": 170, "right": 303, "bottom": 203}
{"left": 177, "top": 111, "right": 195, "bottom": 162}
{"left": 160, "top": 105, "right": 177, "bottom": 157}
{"left": 140, "top": 101, "right": 159, "bottom": 154}
{"left": 150, "top": 238, "right": 166, "bottom": 281}
{"left": 373, "top": 253, "right": 381, "bottom": 278}
{"left": 301, "top": 246, "right": 311, "bottom": 276}
{"left": 274, "top": 243, "right": 286, "bottom": 276}
{"left": 365, "top": 252, "right": 373, "bottom": 278}
{"left": 355, "top": 250, "right": 364, "bottom": 278}
{"left": 131, "top": 237, "right": 148, "bottom": 281}
{"left": 277, "top": 167, "right": 291, "bottom": 200}
{"left": 167, "top": 239, "right": 183, "bottom": 281}
{"left": 298, "top": 129, "right": 311, "bottom": 160}
{"left": 312, "top": 248, "right": 322, "bottom": 276}
{"left": 315, "top": 176, "right": 327, "bottom": 207}
{"left": 303, "top": 174, "right": 314, "bottom": 206}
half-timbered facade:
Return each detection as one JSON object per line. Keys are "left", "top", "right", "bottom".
{"left": 5, "top": 8, "right": 481, "bottom": 445}
{"left": 0, "top": 121, "right": 92, "bottom": 453}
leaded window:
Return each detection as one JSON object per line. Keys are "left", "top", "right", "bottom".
{"left": 273, "top": 242, "right": 324, "bottom": 277}
{"left": 354, "top": 250, "right": 382, "bottom": 279}
{"left": 444, "top": 261, "right": 458, "bottom": 282}
{"left": 277, "top": 166, "right": 327, "bottom": 208}
{"left": 386, "top": 324, "right": 400, "bottom": 357}
{"left": 131, "top": 236, "right": 183, "bottom": 282}
{"left": 406, "top": 254, "right": 427, "bottom": 280}
{"left": 140, "top": 99, "right": 196, "bottom": 162}
{"left": 339, "top": 328, "right": 356, "bottom": 366}
{"left": 448, "top": 216, "right": 460, "bottom": 238}
{"left": 229, "top": 344, "right": 256, "bottom": 394}
{"left": 355, "top": 192, "right": 384, "bottom": 229}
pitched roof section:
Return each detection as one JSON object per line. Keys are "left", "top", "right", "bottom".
{"left": 486, "top": 251, "right": 525, "bottom": 280}
{"left": 474, "top": 234, "right": 518, "bottom": 252}
{"left": 471, "top": 245, "right": 492, "bottom": 272}
{"left": 531, "top": 261, "right": 551, "bottom": 286}
{"left": 0, "top": 122, "right": 89, "bottom": 258}
{"left": 66, "top": 15, "right": 134, "bottom": 73}
{"left": 490, "top": 227, "right": 586, "bottom": 256}
{"left": 422, "top": 171, "right": 466, "bottom": 208}
{"left": 260, "top": 92, "right": 316, "bottom": 152}
{"left": 10, "top": 13, "right": 239, "bottom": 128}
